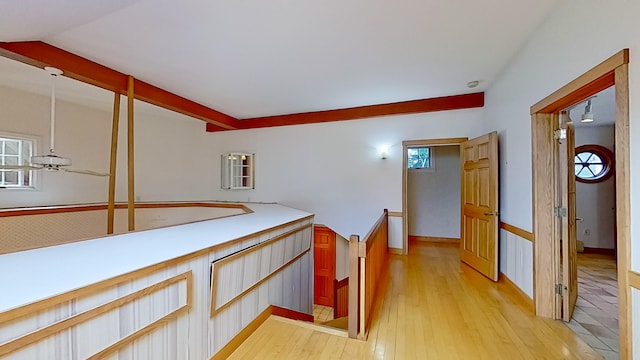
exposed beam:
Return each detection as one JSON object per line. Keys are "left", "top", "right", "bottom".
{"left": 207, "top": 92, "right": 484, "bottom": 132}
{"left": 0, "top": 41, "right": 238, "bottom": 130}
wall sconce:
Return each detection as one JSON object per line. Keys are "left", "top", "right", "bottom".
{"left": 378, "top": 146, "right": 389, "bottom": 159}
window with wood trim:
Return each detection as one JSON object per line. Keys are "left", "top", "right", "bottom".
{"left": 407, "top": 146, "right": 434, "bottom": 171}
{"left": 0, "top": 133, "right": 35, "bottom": 188}
{"left": 574, "top": 144, "right": 613, "bottom": 183}
{"left": 221, "top": 153, "right": 255, "bottom": 190}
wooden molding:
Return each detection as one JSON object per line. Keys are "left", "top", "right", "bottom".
{"left": 107, "top": 92, "right": 120, "bottom": 234}
{"left": 210, "top": 224, "right": 313, "bottom": 316}
{"left": 402, "top": 137, "right": 468, "bottom": 147}
{"left": 409, "top": 235, "right": 460, "bottom": 243}
{"left": 387, "top": 211, "right": 403, "bottom": 217}
{"left": 582, "top": 247, "right": 616, "bottom": 256}
{"left": 210, "top": 305, "right": 313, "bottom": 360}
{"left": 0, "top": 202, "right": 251, "bottom": 218}
{"left": 207, "top": 93, "right": 484, "bottom": 132}
{"left": 499, "top": 272, "right": 534, "bottom": 313}
{"left": 629, "top": 271, "right": 640, "bottom": 290}
{"left": 0, "top": 41, "right": 238, "bottom": 130}
{"left": 388, "top": 248, "right": 403, "bottom": 255}
{"left": 500, "top": 222, "right": 534, "bottom": 242}
{"left": 127, "top": 75, "right": 135, "bottom": 232}
{"left": 0, "top": 272, "right": 192, "bottom": 358}
{"left": 530, "top": 49, "right": 628, "bottom": 114}
{"left": 271, "top": 305, "right": 314, "bottom": 322}
{"left": 0, "top": 215, "right": 312, "bottom": 325}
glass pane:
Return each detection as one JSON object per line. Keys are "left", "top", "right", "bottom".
{"left": 4, "top": 140, "right": 19, "bottom": 155}
{"left": 4, "top": 171, "right": 18, "bottom": 185}
{"left": 588, "top": 164, "right": 603, "bottom": 176}
{"left": 574, "top": 164, "right": 582, "bottom": 176}
{"left": 407, "top": 147, "right": 430, "bottom": 169}
{"left": 4, "top": 156, "right": 18, "bottom": 166}
{"left": 587, "top": 154, "right": 603, "bottom": 164}
{"left": 22, "top": 171, "right": 30, "bottom": 186}
{"left": 577, "top": 167, "right": 592, "bottom": 178}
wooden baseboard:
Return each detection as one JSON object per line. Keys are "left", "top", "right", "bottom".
{"left": 409, "top": 235, "right": 460, "bottom": 243}
{"left": 388, "top": 248, "right": 403, "bottom": 255}
{"left": 582, "top": 247, "right": 616, "bottom": 256}
{"left": 210, "top": 305, "right": 313, "bottom": 359}
{"left": 498, "top": 272, "right": 534, "bottom": 313}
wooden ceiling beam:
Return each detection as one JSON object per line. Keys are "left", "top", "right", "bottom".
{"left": 0, "top": 41, "right": 238, "bottom": 130}
{"left": 206, "top": 92, "right": 484, "bottom": 132}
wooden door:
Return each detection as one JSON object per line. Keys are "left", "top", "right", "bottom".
{"left": 314, "top": 226, "right": 336, "bottom": 307}
{"left": 460, "top": 132, "right": 499, "bottom": 281}
{"left": 560, "top": 112, "right": 578, "bottom": 321}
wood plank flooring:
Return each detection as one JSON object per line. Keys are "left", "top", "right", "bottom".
{"left": 228, "top": 242, "right": 602, "bottom": 359}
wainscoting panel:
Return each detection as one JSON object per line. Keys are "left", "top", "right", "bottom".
{"left": 499, "top": 228, "right": 534, "bottom": 298}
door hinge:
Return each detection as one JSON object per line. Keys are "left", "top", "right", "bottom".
{"left": 554, "top": 128, "right": 567, "bottom": 140}
{"left": 555, "top": 284, "right": 564, "bottom": 295}
{"left": 554, "top": 207, "right": 567, "bottom": 217}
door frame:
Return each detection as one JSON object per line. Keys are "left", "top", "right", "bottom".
{"left": 530, "top": 49, "right": 630, "bottom": 356}
{"left": 402, "top": 137, "right": 468, "bottom": 255}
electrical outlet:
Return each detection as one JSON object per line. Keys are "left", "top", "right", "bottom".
{"left": 584, "top": 228, "right": 591, "bottom": 236}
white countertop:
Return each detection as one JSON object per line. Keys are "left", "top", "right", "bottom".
{"left": 0, "top": 203, "right": 312, "bottom": 313}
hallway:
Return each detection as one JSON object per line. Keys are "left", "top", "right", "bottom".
{"left": 229, "top": 242, "right": 601, "bottom": 359}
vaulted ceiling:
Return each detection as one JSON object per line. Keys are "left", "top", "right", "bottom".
{"left": 0, "top": 0, "right": 559, "bottom": 126}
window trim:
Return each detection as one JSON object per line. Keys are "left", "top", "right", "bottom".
{"left": 574, "top": 144, "right": 614, "bottom": 184}
{"left": 0, "top": 131, "right": 39, "bottom": 190}
{"left": 407, "top": 146, "right": 435, "bottom": 173}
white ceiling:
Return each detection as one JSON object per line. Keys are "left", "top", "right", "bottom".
{"left": 0, "top": 0, "right": 559, "bottom": 119}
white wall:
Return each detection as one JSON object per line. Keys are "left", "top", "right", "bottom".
{"left": 205, "top": 110, "right": 483, "bottom": 241}
{"left": 407, "top": 145, "right": 460, "bottom": 238}
{"left": 575, "top": 126, "right": 616, "bottom": 249}
{"left": 0, "top": 86, "right": 112, "bottom": 208}
{"left": 482, "top": 0, "right": 640, "bottom": 353}
{"left": 335, "top": 233, "right": 349, "bottom": 280}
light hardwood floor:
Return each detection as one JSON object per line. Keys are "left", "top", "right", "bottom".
{"left": 229, "top": 242, "right": 602, "bottom": 359}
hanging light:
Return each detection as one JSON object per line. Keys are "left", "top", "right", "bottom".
{"left": 581, "top": 99, "right": 595, "bottom": 123}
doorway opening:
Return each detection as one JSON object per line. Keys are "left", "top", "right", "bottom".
{"left": 530, "top": 49, "right": 630, "bottom": 357}
{"left": 401, "top": 138, "right": 467, "bottom": 255}
{"left": 560, "top": 87, "right": 619, "bottom": 357}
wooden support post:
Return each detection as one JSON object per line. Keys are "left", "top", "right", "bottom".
{"left": 107, "top": 92, "right": 121, "bottom": 234}
{"left": 348, "top": 234, "right": 359, "bottom": 339}
{"left": 127, "top": 76, "right": 135, "bottom": 231}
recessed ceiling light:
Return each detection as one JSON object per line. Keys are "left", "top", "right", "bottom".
{"left": 467, "top": 80, "right": 480, "bottom": 88}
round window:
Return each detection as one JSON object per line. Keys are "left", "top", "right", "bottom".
{"left": 574, "top": 144, "right": 614, "bottom": 183}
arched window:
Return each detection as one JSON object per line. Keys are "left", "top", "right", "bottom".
{"left": 574, "top": 144, "right": 614, "bottom": 183}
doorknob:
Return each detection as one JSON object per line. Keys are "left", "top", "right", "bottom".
{"left": 576, "top": 217, "right": 584, "bottom": 222}
{"left": 484, "top": 212, "right": 497, "bottom": 216}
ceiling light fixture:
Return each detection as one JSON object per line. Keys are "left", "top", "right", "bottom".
{"left": 466, "top": 80, "right": 479, "bottom": 88}
{"left": 581, "top": 99, "right": 595, "bottom": 123}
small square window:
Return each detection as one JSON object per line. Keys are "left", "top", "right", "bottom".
{"left": 0, "top": 133, "right": 36, "bottom": 189}
{"left": 221, "top": 153, "right": 255, "bottom": 190}
{"left": 407, "top": 146, "right": 434, "bottom": 171}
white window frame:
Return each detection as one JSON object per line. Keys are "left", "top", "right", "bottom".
{"left": 221, "top": 152, "right": 255, "bottom": 190}
{"left": 0, "top": 131, "right": 38, "bottom": 190}
{"left": 407, "top": 146, "right": 435, "bottom": 173}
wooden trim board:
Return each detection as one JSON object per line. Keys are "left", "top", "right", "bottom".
{"left": 0, "top": 215, "right": 313, "bottom": 324}
{"left": 388, "top": 248, "right": 403, "bottom": 255}
{"left": 408, "top": 236, "right": 460, "bottom": 243}
{"left": 500, "top": 222, "right": 534, "bottom": 242}
{"left": 499, "top": 272, "right": 534, "bottom": 313}
{"left": 210, "top": 224, "right": 313, "bottom": 315}
{"left": 220, "top": 93, "right": 484, "bottom": 131}
{"left": 210, "top": 306, "right": 314, "bottom": 360}
{"left": 387, "top": 211, "right": 403, "bottom": 217}
{"left": 629, "top": 271, "right": 640, "bottom": 290}
{"left": 0, "top": 272, "right": 192, "bottom": 358}
{"left": 530, "top": 48, "right": 631, "bottom": 358}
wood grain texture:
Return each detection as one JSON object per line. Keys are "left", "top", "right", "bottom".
{"left": 107, "top": 92, "right": 120, "bottom": 234}
{"left": 228, "top": 243, "right": 602, "bottom": 360}
{"left": 531, "top": 112, "right": 558, "bottom": 318}
{"left": 127, "top": 75, "right": 135, "bottom": 231}
{"left": 334, "top": 278, "right": 349, "bottom": 318}
{"left": 530, "top": 49, "right": 627, "bottom": 114}
{"left": 499, "top": 272, "right": 534, "bottom": 312}
{"left": 348, "top": 235, "right": 359, "bottom": 339}
{"left": 615, "top": 63, "right": 631, "bottom": 359}
{"left": 500, "top": 222, "right": 534, "bottom": 242}
{"left": 0, "top": 41, "right": 238, "bottom": 130}
{"left": 0, "top": 272, "right": 192, "bottom": 358}
{"left": 214, "top": 93, "right": 484, "bottom": 131}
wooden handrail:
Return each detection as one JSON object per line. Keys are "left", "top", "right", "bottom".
{"left": 347, "top": 209, "right": 389, "bottom": 339}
